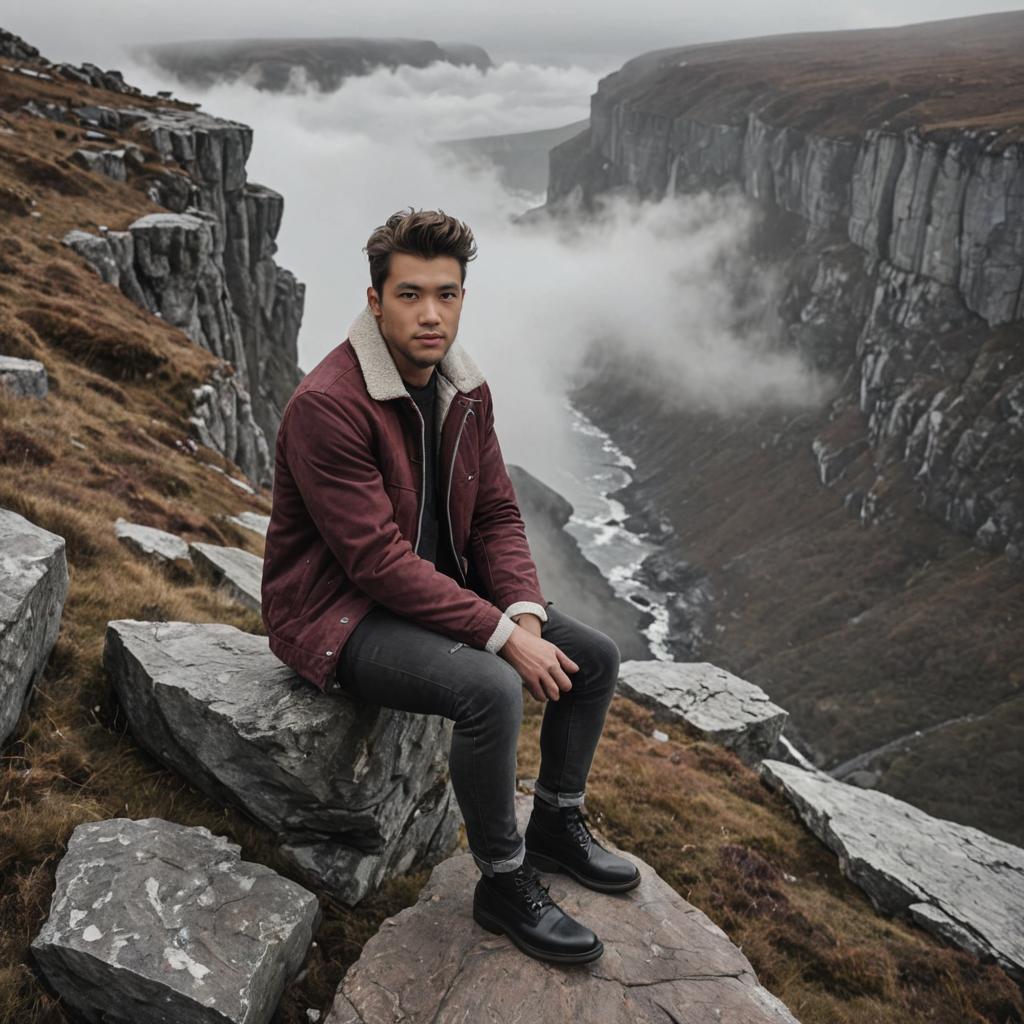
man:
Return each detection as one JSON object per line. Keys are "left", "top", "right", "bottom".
{"left": 262, "top": 207, "right": 639, "bottom": 967}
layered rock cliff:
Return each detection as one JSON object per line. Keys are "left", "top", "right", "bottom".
{"left": 547, "top": 12, "right": 1024, "bottom": 561}
{"left": 60, "top": 103, "right": 304, "bottom": 479}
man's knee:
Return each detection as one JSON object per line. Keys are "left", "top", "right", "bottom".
{"left": 459, "top": 655, "right": 524, "bottom": 722}
{"left": 589, "top": 629, "right": 621, "bottom": 682}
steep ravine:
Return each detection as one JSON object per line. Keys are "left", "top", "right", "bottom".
{"left": 554, "top": 14, "right": 1024, "bottom": 846}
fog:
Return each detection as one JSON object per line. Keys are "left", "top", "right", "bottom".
{"left": 9, "top": 4, "right": 1005, "bottom": 478}
{"left": 95, "top": 55, "right": 834, "bottom": 480}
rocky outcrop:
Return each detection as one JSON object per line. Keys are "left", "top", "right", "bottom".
{"left": 63, "top": 217, "right": 274, "bottom": 486}
{"left": 0, "top": 354, "right": 48, "bottom": 398}
{"left": 30, "top": 816, "right": 320, "bottom": 1024}
{"left": 546, "top": 51, "right": 1024, "bottom": 561}
{"left": 759, "top": 759, "right": 1024, "bottom": 981}
{"left": 61, "top": 100, "right": 304, "bottom": 472}
{"left": 189, "top": 541, "right": 263, "bottom": 610}
{"left": 114, "top": 517, "right": 191, "bottom": 565}
{"left": 131, "top": 107, "right": 305, "bottom": 449}
{"left": 0, "top": 27, "right": 38, "bottom": 61}
{"left": 617, "top": 661, "right": 789, "bottom": 766}
{"left": 325, "top": 790, "right": 800, "bottom": 1024}
{"left": 102, "top": 620, "right": 461, "bottom": 906}
{"left": 227, "top": 511, "right": 270, "bottom": 536}
{"left": 0, "top": 508, "right": 69, "bottom": 746}
{"left": 70, "top": 143, "right": 145, "bottom": 182}
{"left": 189, "top": 366, "right": 272, "bottom": 487}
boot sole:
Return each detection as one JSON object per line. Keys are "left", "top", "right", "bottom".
{"left": 472, "top": 902, "right": 604, "bottom": 965}
{"left": 526, "top": 850, "right": 642, "bottom": 893}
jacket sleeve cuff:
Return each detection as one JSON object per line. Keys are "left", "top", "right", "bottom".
{"left": 504, "top": 601, "right": 548, "bottom": 623}
{"left": 484, "top": 613, "right": 518, "bottom": 654}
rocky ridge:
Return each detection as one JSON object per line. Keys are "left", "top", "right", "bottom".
{"left": 546, "top": 14, "right": 1024, "bottom": 560}
{"left": 58, "top": 99, "right": 304, "bottom": 480}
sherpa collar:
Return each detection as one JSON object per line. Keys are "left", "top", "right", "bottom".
{"left": 347, "top": 303, "right": 486, "bottom": 402}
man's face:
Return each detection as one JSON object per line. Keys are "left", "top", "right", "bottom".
{"left": 366, "top": 251, "right": 465, "bottom": 387}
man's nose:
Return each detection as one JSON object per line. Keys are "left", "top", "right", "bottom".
{"left": 420, "top": 298, "right": 441, "bottom": 323}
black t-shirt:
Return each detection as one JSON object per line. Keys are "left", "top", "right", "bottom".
{"left": 404, "top": 371, "right": 461, "bottom": 581}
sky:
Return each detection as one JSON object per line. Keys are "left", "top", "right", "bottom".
{"left": 5, "top": 2, "right": 1015, "bottom": 477}
{"left": 7, "top": 1, "right": 1021, "bottom": 71}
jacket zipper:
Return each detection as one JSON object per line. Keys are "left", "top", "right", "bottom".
{"left": 407, "top": 399, "right": 427, "bottom": 553}
{"left": 446, "top": 407, "right": 474, "bottom": 587}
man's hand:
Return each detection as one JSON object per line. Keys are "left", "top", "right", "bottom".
{"left": 500, "top": 623, "right": 579, "bottom": 703}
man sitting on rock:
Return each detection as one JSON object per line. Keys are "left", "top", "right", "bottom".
{"left": 261, "top": 206, "right": 640, "bottom": 966}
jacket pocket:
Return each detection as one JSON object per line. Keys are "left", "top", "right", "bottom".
{"left": 384, "top": 480, "right": 419, "bottom": 539}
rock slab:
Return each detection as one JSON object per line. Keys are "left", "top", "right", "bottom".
{"left": 228, "top": 511, "right": 270, "bottom": 537}
{"left": 190, "top": 540, "right": 263, "bottom": 610}
{"left": 760, "top": 758, "right": 1024, "bottom": 981}
{"left": 114, "top": 517, "right": 191, "bottom": 564}
{"left": 0, "top": 354, "right": 48, "bottom": 398}
{"left": 326, "top": 792, "right": 799, "bottom": 1023}
{"left": 30, "top": 816, "right": 320, "bottom": 1024}
{"left": 617, "top": 660, "right": 788, "bottom": 765}
{"left": 103, "top": 620, "right": 461, "bottom": 906}
{"left": 0, "top": 507, "right": 69, "bottom": 745}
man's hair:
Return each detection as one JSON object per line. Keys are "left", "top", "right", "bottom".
{"left": 364, "top": 207, "right": 477, "bottom": 299}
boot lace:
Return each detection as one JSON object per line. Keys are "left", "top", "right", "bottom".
{"left": 514, "top": 866, "right": 555, "bottom": 914}
{"left": 563, "top": 806, "right": 595, "bottom": 853}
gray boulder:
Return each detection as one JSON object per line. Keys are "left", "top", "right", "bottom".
{"left": 228, "top": 511, "right": 270, "bottom": 536}
{"left": 189, "top": 541, "right": 262, "bottom": 610}
{"left": 190, "top": 366, "right": 273, "bottom": 487}
{"left": 102, "top": 620, "right": 461, "bottom": 906}
{"left": 0, "top": 508, "right": 69, "bottom": 746}
{"left": 70, "top": 147, "right": 129, "bottom": 182}
{"left": 114, "top": 517, "right": 191, "bottom": 564}
{"left": 326, "top": 791, "right": 800, "bottom": 1024}
{"left": 30, "top": 816, "right": 320, "bottom": 1024}
{"left": 617, "top": 660, "right": 788, "bottom": 765}
{"left": 0, "top": 354, "right": 48, "bottom": 399}
{"left": 760, "top": 759, "right": 1024, "bottom": 981}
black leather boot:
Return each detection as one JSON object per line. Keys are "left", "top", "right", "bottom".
{"left": 472, "top": 859, "right": 604, "bottom": 965}
{"left": 525, "top": 799, "right": 641, "bottom": 893}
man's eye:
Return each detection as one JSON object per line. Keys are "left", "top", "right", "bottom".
{"left": 400, "top": 292, "right": 416, "bottom": 298}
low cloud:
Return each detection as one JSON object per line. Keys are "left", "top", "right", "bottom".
{"left": 115, "top": 56, "right": 835, "bottom": 477}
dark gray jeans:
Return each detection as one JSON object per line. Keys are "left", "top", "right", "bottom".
{"left": 333, "top": 601, "right": 621, "bottom": 876}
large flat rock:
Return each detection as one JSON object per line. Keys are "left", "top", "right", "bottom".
{"left": 0, "top": 507, "right": 69, "bottom": 745}
{"left": 189, "top": 541, "right": 262, "bottom": 610}
{"left": 760, "top": 759, "right": 1024, "bottom": 981}
{"left": 114, "top": 517, "right": 191, "bottom": 564}
{"left": 617, "top": 660, "right": 788, "bottom": 765}
{"left": 227, "top": 511, "right": 270, "bottom": 536}
{"left": 103, "top": 620, "right": 460, "bottom": 905}
{"left": 325, "top": 792, "right": 800, "bottom": 1024}
{"left": 30, "top": 816, "right": 320, "bottom": 1024}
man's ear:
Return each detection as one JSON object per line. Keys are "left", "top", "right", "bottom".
{"left": 367, "top": 287, "right": 384, "bottom": 317}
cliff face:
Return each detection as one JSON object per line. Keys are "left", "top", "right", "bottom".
{"left": 547, "top": 14, "right": 1024, "bottom": 561}
{"left": 60, "top": 104, "right": 304, "bottom": 482}
{"left": 547, "top": 15, "right": 1024, "bottom": 845}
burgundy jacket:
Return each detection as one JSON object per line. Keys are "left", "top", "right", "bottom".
{"left": 261, "top": 303, "right": 549, "bottom": 692}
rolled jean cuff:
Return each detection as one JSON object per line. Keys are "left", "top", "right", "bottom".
{"left": 472, "top": 836, "right": 526, "bottom": 877}
{"left": 534, "top": 781, "right": 585, "bottom": 808}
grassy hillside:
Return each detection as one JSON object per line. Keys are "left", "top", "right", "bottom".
{"left": 570, "top": 358, "right": 1024, "bottom": 849}
{"left": 594, "top": 10, "right": 1024, "bottom": 145}
{"left": 0, "top": 44, "right": 1021, "bottom": 1024}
